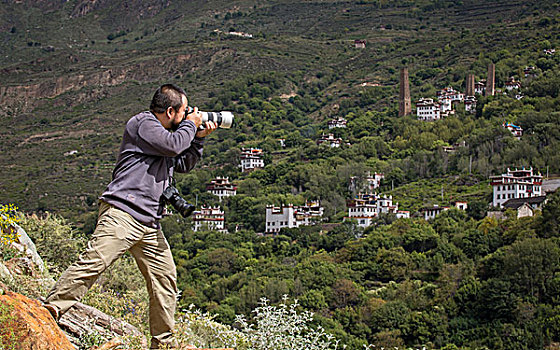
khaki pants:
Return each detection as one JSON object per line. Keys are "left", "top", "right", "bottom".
{"left": 45, "top": 201, "right": 177, "bottom": 349}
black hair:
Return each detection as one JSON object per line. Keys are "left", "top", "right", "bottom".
{"left": 150, "top": 84, "right": 187, "bottom": 114}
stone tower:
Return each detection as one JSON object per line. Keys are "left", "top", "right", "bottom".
{"left": 486, "top": 63, "right": 495, "bottom": 97}
{"left": 466, "top": 74, "right": 475, "bottom": 96}
{"left": 399, "top": 67, "right": 411, "bottom": 117}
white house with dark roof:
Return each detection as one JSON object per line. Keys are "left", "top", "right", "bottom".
{"left": 317, "top": 133, "right": 343, "bottom": 148}
{"left": 265, "top": 201, "right": 324, "bottom": 234}
{"left": 464, "top": 95, "right": 477, "bottom": 113}
{"left": 490, "top": 167, "right": 543, "bottom": 208}
{"left": 354, "top": 39, "right": 366, "bottom": 49}
{"left": 505, "top": 78, "right": 522, "bottom": 91}
{"left": 366, "top": 172, "right": 384, "bottom": 191}
{"left": 416, "top": 98, "right": 441, "bottom": 121}
{"left": 192, "top": 206, "right": 227, "bottom": 233}
{"left": 345, "top": 193, "right": 409, "bottom": 228}
{"left": 240, "top": 148, "right": 264, "bottom": 172}
{"left": 437, "top": 87, "right": 464, "bottom": 115}
{"left": 422, "top": 201, "right": 468, "bottom": 220}
{"left": 475, "top": 81, "right": 486, "bottom": 95}
{"left": 207, "top": 177, "right": 237, "bottom": 201}
{"left": 328, "top": 116, "right": 348, "bottom": 129}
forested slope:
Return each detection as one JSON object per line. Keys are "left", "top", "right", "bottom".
{"left": 1, "top": 0, "right": 560, "bottom": 348}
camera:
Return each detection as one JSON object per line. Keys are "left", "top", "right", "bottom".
{"left": 161, "top": 186, "right": 195, "bottom": 217}
{"left": 187, "top": 107, "right": 234, "bottom": 129}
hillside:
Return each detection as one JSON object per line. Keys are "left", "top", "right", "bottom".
{"left": 1, "top": 0, "right": 559, "bottom": 216}
{"left": 1, "top": 0, "right": 560, "bottom": 348}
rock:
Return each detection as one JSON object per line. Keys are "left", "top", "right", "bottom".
{"left": 0, "top": 291, "right": 74, "bottom": 350}
{"left": 12, "top": 222, "right": 48, "bottom": 273}
{"left": 0, "top": 261, "right": 14, "bottom": 284}
{"left": 60, "top": 302, "right": 148, "bottom": 349}
{"left": 92, "top": 339, "right": 123, "bottom": 350}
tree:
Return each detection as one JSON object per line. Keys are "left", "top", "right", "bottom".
{"left": 538, "top": 190, "right": 560, "bottom": 237}
{"left": 374, "top": 247, "right": 411, "bottom": 282}
{"left": 331, "top": 279, "right": 362, "bottom": 309}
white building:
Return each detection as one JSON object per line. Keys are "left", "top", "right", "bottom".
{"left": 437, "top": 87, "right": 464, "bottom": 102}
{"left": 228, "top": 31, "right": 253, "bottom": 38}
{"left": 490, "top": 167, "right": 543, "bottom": 208}
{"left": 505, "top": 78, "right": 521, "bottom": 91}
{"left": 422, "top": 201, "right": 468, "bottom": 220}
{"left": 464, "top": 95, "right": 477, "bottom": 113}
{"left": 317, "top": 133, "right": 343, "bottom": 148}
{"left": 437, "top": 87, "right": 464, "bottom": 115}
{"left": 265, "top": 201, "right": 324, "bottom": 234}
{"left": 207, "top": 177, "right": 237, "bottom": 202}
{"left": 416, "top": 98, "right": 441, "bottom": 121}
{"left": 524, "top": 66, "right": 537, "bottom": 79}
{"left": 475, "top": 81, "right": 486, "bottom": 95}
{"left": 503, "top": 122, "right": 523, "bottom": 139}
{"left": 328, "top": 116, "right": 348, "bottom": 129}
{"left": 345, "top": 193, "right": 409, "bottom": 228}
{"left": 366, "top": 172, "right": 384, "bottom": 191}
{"left": 192, "top": 206, "right": 227, "bottom": 233}
{"left": 354, "top": 39, "right": 366, "bottom": 49}
{"left": 240, "top": 148, "right": 265, "bottom": 172}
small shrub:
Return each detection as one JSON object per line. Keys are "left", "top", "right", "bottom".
{"left": 0, "top": 204, "right": 22, "bottom": 262}
{"left": 235, "top": 296, "right": 344, "bottom": 350}
{"left": 82, "top": 284, "right": 149, "bottom": 336}
{"left": 0, "top": 204, "right": 20, "bottom": 246}
{"left": 19, "top": 213, "right": 85, "bottom": 275}
{"left": 174, "top": 305, "right": 248, "bottom": 349}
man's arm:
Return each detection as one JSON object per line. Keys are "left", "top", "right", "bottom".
{"left": 174, "top": 137, "right": 204, "bottom": 173}
{"left": 174, "top": 119, "right": 217, "bottom": 173}
{"left": 137, "top": 117, "right": 198, "bottom": 157}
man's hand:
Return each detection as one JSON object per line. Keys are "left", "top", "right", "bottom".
{"left": 186, "top": 107, "right": 203, "bottom": 128}
{"left": 196, "top": 121, "right": 217, "bottom": 138}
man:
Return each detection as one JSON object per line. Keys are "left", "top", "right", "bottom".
{"left": 43, "top": 84, "right": 216, "bottom": 348}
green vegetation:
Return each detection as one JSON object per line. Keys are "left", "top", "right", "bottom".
{"left": 161, "top": 193, "right": 560, "bottom": 349}
{"left": 1, "top": 0, "right": 560, "bottom": 348}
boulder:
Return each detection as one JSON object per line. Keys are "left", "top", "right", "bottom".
{"left": 0, "top": 261, "right": 14, "bottom": 284}
{"left": 13, "top": 221, "right": 48, "bottom": 273}
{"left": 59, "top": 301, "right": 148, "bottom": 349}
{"left": 0, "top": 291, "right": 74, "bottom": 350}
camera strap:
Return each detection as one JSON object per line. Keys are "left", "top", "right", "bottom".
{"left": 159, "top": 157, "right": 176, "bottom": 217}
{"left": 166, "top": 157, "right": 176, "bottom": 186}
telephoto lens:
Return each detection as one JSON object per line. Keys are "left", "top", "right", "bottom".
{"left": 187, "top": 107, "right": 234, "bottom": 129}
{"left": 201, "top": 111, "right": 234, "bottom": 129}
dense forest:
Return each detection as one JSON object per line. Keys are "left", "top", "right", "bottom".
{"left": 1, "top": 0, "right": 560, "bottom": 348}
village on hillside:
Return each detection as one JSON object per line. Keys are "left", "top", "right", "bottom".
{"left": 189, "top": 57, "right": 560, "bottom": 234}
{"left": 193, "top": 148, "right": 559, "bottom": 234}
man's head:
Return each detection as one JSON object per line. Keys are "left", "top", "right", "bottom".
{"left": 150, "top": 84, "right": 188, "bottom": 130}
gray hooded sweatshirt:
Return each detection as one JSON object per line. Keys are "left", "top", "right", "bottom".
{"left": 100, "top": 111, "right": 203, "bottom": 228}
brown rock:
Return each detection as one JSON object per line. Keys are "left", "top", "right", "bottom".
{"left": 0, "top": 291, "right": 74, "bottom": 350}
{"left": 92, "top": 339, "right": 123, "bottom": 350}
{"left": 59, "top": 301, "right": 147, "bottom": 349}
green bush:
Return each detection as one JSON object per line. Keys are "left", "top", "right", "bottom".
{"left": 19, "top": 213, "right": 85, "bottom": 275}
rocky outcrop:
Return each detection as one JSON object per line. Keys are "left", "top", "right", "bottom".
{"left": 59, "top": 301, "right": 148, "bottom": 348}
{"left": 0, "top": 52, "right": 201, "bottom": 109}
{"left": 0, "top": 291, "right": 75, "bottom": 350}
{"left": 12, "top": 221, "right": 47, "bottom": 273}
{"left": 71, "top": 0, "right": 171, "bottom": 19}
{"left": 0, "top": 221, "right": 148, "bottom": 349}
